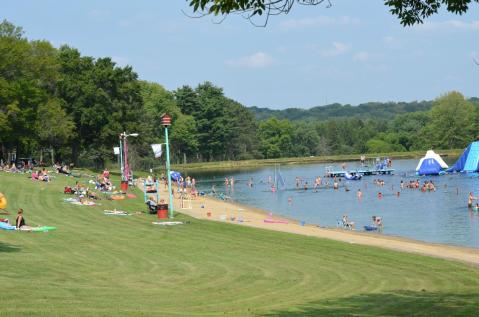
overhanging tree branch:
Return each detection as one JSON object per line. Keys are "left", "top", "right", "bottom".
{"left": 186, "top": 0, "right": 479, "bottom": 26}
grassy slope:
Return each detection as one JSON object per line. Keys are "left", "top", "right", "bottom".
{"left": 0, "top": 172, "right": 478, "bottom": 317}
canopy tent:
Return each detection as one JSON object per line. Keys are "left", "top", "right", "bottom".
{"left": 416, "top": 150, "right": 448, "bottom": 175}
{"left": 448, "top": 141, "right": 479, "bottom": 173}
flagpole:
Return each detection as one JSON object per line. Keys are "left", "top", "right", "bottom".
{"left": 161, "top": 114, "right": 174, "bottom": 218}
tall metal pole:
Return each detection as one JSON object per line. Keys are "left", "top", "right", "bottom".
{"left": 165, "top": 126, "right": 174, "bottom": 218}
{"left": 119, "top": 134, "right": 124, "bottom": 180}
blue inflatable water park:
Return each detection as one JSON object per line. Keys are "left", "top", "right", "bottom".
{"left": 448, "top": 141, "right": 479, "bottom": 173}
{"left": 416, "top": 150, "right": 448, "bottom": 176}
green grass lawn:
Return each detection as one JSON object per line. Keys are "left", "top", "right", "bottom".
{"left": 0, "top": 172, "right": 478, "bottom": 316}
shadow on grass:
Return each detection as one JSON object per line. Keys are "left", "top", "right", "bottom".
{"left": 0, "top": 242, "right": 21, "bottom": 253}
{"left": 261, "top": 291, "right": 479, "bottom": 317}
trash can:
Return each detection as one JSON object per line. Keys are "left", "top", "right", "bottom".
{"left": 157, "top": 204, "right": 168, "bottom": 219}
{"left": 120, "top": 181, "right": 128, "bottom": 192}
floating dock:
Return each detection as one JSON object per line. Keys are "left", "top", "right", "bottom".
{"left": 326, "top": 168, "right": 395, "bottom": 178}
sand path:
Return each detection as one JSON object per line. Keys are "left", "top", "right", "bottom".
{"left": 138, "top": 180, "right": 479, "bottom": 267}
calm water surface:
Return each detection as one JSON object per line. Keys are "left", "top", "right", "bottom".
{"left": 190, "top": 159, "right": 479, "bottom": 248}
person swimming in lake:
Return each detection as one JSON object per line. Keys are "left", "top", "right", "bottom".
{"left": 468, "top": 192, "right": 478, "bottom": 208}
{"left": 357, "top": 189, "right": 362, "bottom": 200}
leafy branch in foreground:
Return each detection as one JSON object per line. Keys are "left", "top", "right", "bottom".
{"left": 187, "top": 0, "right": 478, "bottom": 26}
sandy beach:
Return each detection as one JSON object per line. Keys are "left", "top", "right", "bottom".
{"left": 139, "top": 180, "right": 479, "bottom": 267}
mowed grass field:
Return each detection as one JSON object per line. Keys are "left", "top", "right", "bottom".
{"left": 1, "top": 172, "right": 479, "bottom": 316}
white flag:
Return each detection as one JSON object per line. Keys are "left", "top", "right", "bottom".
{"left": 151, "top": 144, "right": 162, "bottom": 158}
{"left": 113, "top": 147, "right": 120, "bottom": 155}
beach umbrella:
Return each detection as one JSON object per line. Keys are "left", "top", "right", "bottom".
{"left": 170, "top": 171, "right": 181, "bottom": 181}
{"left": 0, "top": 192, "right": 7, "bottom": 209}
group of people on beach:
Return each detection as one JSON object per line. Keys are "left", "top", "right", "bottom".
{"left": 0, "top": 208, "right": 30, "bottom": 230}
{"left": 31, "top": 168, "right": 50, "bottom": 182}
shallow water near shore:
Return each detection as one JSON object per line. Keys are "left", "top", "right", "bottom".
{"left": 189, "top": 159, "right": 479, "bottom": 248}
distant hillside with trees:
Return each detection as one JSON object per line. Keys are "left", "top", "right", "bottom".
{"left": 250, "top": 100, "right": 439, "bottom": 121}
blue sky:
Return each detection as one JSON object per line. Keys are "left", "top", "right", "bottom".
{"left": 3, "top": 1, "right": 479, "bottom": 109}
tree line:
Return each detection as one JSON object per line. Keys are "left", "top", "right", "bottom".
{"left": 1, "top": 20, "right": 478, "bottom": 169}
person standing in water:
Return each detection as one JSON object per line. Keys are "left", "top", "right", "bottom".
{"left": 357, "top": 189, "right": 362, "bottom": 200}
{"left": 468, "top": 192, "right": 478, "bottom": 208}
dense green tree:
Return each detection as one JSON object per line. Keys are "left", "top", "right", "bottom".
{"left": 0, "top": 20, "right": 57, "bottom": 158}
{"left": 258, "top": 117, "right": 293, "bottom": 158}
{"left": 56, "top": 46, "right": 143, "bottom": 166}
{"left": 422, "top": 92, "right": 478, "bottom": 149}
{"left": 174, "top": 85, "right": 199, "bottom": 116}
{"left": 3, "top": 19, "right": 479, "bottom": 168}
{"left": 36, "top": 98, "right": 75, "bottom": 163}
{"left": 366, "top": 132, "right": 406, "bottom": 153}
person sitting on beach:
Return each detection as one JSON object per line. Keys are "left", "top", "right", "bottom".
{"left": 38, "top": 169, "right": 49, "bottom": 182}
{"left": 58, "top": 164, "right": 70, "bottom": 175}
{"left": 468, "top": 192, "right": 478, "bottom": 208}
{"left": 31, "top": 170, "right": 39, "bottom": 181}
{"left": 9, "top": 164, "right": 18, "bottom": 173}
{"left": 342, "top": 214, "right": 355, "bottom": 230}
{"left": 372, "top": 216, "right": 383, "bottom": 227}
{"left": 86, "top": 189, "right": 99, "bottom": 200}
{"left": 146, "top": 196, "right": 157, "bottom": 212}
{"left": 15, "top": 208, "right": 26, "bottom": 229}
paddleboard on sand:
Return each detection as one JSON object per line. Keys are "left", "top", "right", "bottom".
{"left": 32, "top": 226, "right": 57, "bottom": 232}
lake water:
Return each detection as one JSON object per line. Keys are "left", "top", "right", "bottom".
{"left": 189, "top": 159, "right": 479, "bottom": 248}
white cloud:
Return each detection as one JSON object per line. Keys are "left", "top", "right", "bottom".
{"left": 88, "top": 9, "right": 110, "bottom": 19}
{"left": 352, "top": 51, "right": 384, "bottom": 64}
{"left": 320, "top": 42, "right": 350, "bottom": 57}
{"left": 226, "top": 52, "right": 275, "bottom": 68}
{"left": 415, "top": 20, "right": 479, "bottom": 31}
{"left": 469, "top": 51, "right": 479, "bottom": 64}
{"left": 112, "top": 56, "right": 129, "bottom": 67}
{"left": 353, "top": 51, "right": 371, "bottom": 62}
{"left": 383, "top": 35, "right": 404, "bottom": 49}
{"left": 384, "top": 36, "right": 396, "bottom": 44}
{"left": 280, "top": 16, "right": 360, "bottom": 29}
